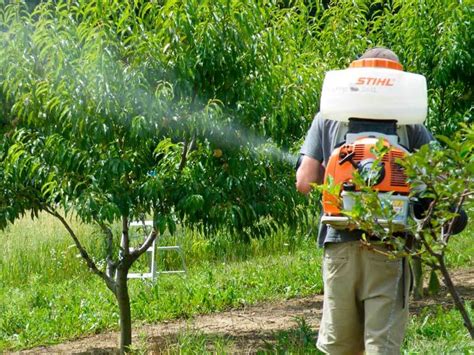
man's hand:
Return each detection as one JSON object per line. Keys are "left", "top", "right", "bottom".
{"left": 296, "top": 155, "right": 325, "bottom": 194}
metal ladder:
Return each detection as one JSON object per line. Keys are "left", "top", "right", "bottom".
{"left": 127, "top": 220, "right": 187, "bottom": 282}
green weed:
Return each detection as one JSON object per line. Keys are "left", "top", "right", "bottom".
{"left": 262, "top": 317, "right": 322, "bottom": 354}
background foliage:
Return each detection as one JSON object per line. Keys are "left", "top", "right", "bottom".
{"left": 1, "top": 0, "right": 472, "bottom": 238}
{"left": 0, "top": 0, "right": 472, "bottom": 351}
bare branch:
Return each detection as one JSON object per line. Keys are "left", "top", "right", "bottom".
{"left": 438, "top": 256, "right": 474, "bottom": 338}
{"left": 417, "top": 199, "right": 436, "bottom": 230}
{"left": 419, "top": 230, "right": 442, "bottom": 258}
{"left": 120, "top": 215, "right": 130, "bottom": 256}
{"left": 461, "top": 191, "right": 474, "bottom": 198}
{"left": 440, "top": 190, "right": 474, "bottom": 201}
{"left": 178, "top": 134, "right": 196, "bottom": 172}
{"left": 178, "top": 138, "right": 189, "bottom": 171}
{"left": 130, "top": 228, "right": 158, "bottom": 262}
{"left": 188, "top": 134, "right": 196, "bottom": 152}
{"left": 97, "top": 221, "right": 117, "bottom": 279}
{"left": 44, "top": 207, "right": 115, "bottom": 291}
{"left": 413, "top": 199, "right": 444, "bottom": 258}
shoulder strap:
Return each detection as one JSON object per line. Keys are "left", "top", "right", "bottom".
{"left": 332, "top": 122, "right": 348, "bottom": 150}
{"left": 397, "top": 125, "right": 409, "bottom": 149}
{"left": 333, "top": 122, "right": 410, "bottom": 149}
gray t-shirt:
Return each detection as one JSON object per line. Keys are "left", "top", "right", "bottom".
{"left": 300, "top": 113, "right": 434, "bottom": 247}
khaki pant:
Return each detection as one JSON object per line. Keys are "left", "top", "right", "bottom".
{"left": 317, "top": 241, "right": 410, "bottom": 355}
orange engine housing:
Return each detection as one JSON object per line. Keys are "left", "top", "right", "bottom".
{"left": 322, "top": 136, "right": 409, "bottom": 216}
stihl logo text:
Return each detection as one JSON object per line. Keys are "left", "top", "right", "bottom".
{"left": 356, "top": 77, "right": 395, "bottom": 86}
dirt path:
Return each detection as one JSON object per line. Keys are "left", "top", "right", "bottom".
{"left": 22, "top": 267, "right": 474, "bottom": 354}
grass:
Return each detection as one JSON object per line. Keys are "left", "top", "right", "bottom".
{"left": 0, "top": 212, "right": 472, "bottom": 351}
{"left": 0, "top": 249, "right": 324, "bottom": 350}
{"left": 403, "top": 304, "right": 474, "bottom": 354}
{"left": 0, "top": 212, "right": 323, "bottom": 350}
{"left": 153, "top": 332, "right": 235, "bottom": 354}
{"left": 144, "top": 317, "right": 322, "bottom": 354}
{"left": 131, "top": 305, "right": 474, "bottom": 354}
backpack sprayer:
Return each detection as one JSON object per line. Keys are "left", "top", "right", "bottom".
{"left": 319, "top": 58, "right": 427, "bottom": 231}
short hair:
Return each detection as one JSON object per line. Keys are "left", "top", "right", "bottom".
{"left": 360, "top": 47, "right": 400, "bottom": 63}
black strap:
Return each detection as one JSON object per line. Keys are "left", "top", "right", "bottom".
{"left": 348, "top": 118, "right": 398, "bottom": 135}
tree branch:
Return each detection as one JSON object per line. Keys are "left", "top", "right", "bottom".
{"left": 97, "top": 221, "right": 117, "bottom": 279}
{"left": 178, "top": 138, "right": 189, "bottom": 171}
{"left": 414, "top": 199, "right": 443, "bottom": 258}
{"left": 44, "top": 207, "right": 115, "bottom": 291}
{"left": 178, "top": 134, "right": 196, "bottom": 172}
{"left": 120, "top": 215, "right": 130, "bottom": 256}
{"left": 415, "top": 198, "right": 436, "bottom": 232}
{"left": 130, "top": 228, "right": 158, "bottom": 263}
{"left": 419, "top": 229, "right": 442, "bottom": 259}
{"left": 437, "top": 255, "right": 474, "bottom": 338}
{"left": 438, "top": 85, "right": 446, "bottom": 130}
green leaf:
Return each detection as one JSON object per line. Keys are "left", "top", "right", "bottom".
{"left": 467, "top": 162, "right": 474, "bottom": 175}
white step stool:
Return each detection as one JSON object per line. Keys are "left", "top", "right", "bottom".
{"left": 127, "top": 220, "right": 187, "bottom": 281}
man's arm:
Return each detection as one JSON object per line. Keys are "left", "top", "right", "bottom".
{"left": 296, "top": 155, "right": 325, "bottom": 195}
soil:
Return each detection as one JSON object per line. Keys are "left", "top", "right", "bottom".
{"left": 19, "top": 267, "right": 474, "bottom": 354}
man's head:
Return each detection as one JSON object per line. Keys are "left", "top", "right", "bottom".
{"left": 359, "top": 47, "right": 400, "bottom": 63}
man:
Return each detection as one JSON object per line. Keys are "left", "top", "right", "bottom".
{"left": 296, "top": 47, "right": 434, "bottom": 354}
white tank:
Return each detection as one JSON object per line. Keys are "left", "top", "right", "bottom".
{"left": 320, "top": 61, "right": 427, "bottom": 124}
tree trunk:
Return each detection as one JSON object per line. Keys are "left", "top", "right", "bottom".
{"left": 412, "top": 256, "right": 424, "bottom": 300}
{"left": 115, "top": 267, "right": 132, "bottom": 353}
{"left": 438, "top": 256, "right": 474, "bottom": 339}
